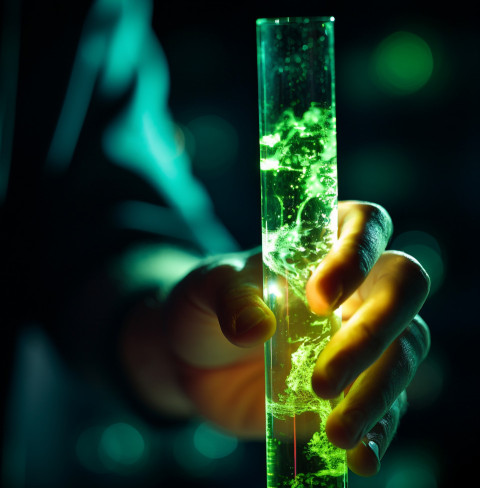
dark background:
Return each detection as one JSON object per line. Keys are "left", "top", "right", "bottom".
{"left": 2, "top": 1, "right": 479, "bottom": 487}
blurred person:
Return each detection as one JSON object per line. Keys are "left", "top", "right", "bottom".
{"left": 0, "top": 0, "right": 430, "bottom": 481}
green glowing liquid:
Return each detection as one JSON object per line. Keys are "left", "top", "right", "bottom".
{"left": 261, "top": 105, "right": 346, "bottom": 488}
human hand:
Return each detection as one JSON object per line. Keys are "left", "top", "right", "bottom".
{"left": 306, "top": 201, "right": 430, "bottom": 476}
{"left": 121, "top": 201, "right": 430, "bottom": 477}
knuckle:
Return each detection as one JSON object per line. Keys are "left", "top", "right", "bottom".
{"left": 367, "top": 202, "right": 393, "bottom": 232}
{"left": 368, "top": 393, "right": 404, "bottom": 454}
{"left": 340, "top": 231, "right": 378, "bottom": 279}
{"left": 339, "top": 238, "right": 371, "bottom": 278}
{"left": 377, "top": 415, "right": 391, "bottom": 441}
{"left": 343, "top": 202, "right": 394, "bottom": 276}
{"left": 389, "top": 392, "right": 406, "bottom": 427}
{"left": 379, "top": 409, "right": 397, "bottom": 443}
{"left": 355, "top": 237, "right": 377, "bottom": 276}
{"left": 379, "top": 383, "right": 398, "bottom": 419}
{"left": 361, "top": 202, "right": 394, "bottom": 243}
{"left": 397, "top": 337, "right": 420, "bottom": 384}
{"left": 366, "top": 417, "right": 390, "bottom": 459}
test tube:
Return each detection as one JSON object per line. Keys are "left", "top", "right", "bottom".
{"left": 257, "top": 17, "right": 347, "bottom": 488}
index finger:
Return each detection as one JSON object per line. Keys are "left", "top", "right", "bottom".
{"left": 306, "top": 201, "right": 393, "bottom": 315}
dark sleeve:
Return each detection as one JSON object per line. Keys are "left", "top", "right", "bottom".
{"left": 6, "top": 0, "right": 238, "bottom": 407}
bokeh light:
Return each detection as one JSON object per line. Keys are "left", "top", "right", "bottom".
{"left": 172, "top": 421, "right": 244, "bottom": 480}
{"left": 173, "top": 423, "right": 214, "bottom": 477}
{"left": 390, "top": 230, "right": 445, "bottom": 295}
{"left": 193, "top": 422, "right": 238, "bottom": 459}
{"left": 76, "top": 422, "right": 149, "bottom": 475}
{"left": 98, "top": 422, "right": 146, "bottom": 471}
{"left": 372, "top": 31, "right": 434, "bottom": 95}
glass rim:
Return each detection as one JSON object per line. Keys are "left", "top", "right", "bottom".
{"left": 256, "top": 16, "right": 335, "bottom": 26}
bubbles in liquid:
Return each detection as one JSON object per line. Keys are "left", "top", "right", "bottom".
{"left": 261, "top": 103, "right": 337, "bottom": 303}
{"left": 261, "top": 104, "right": 345, "bottom": 487}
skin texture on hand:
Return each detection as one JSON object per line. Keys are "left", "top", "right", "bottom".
{"left": 120, "top": 201, "right": 431, "bottom": 477}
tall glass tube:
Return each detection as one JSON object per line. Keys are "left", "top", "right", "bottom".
{"left": 257, "top": 17, "right": 347, "bottom": 488}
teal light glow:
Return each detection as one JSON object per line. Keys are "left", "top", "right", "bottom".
{"left": 173, "top": 424, "right": 213, "bottom": 476}
{"left": 387, "top": 468, "right": 437, "bottom": 488}
{"left": 46, "top": 0, "right": 238, "bottom": 254}
{"left": 98, "top": 0, "right": 151, "bottom": 96}
{"left": 193, "top": 423, "right": 238, "bottom": 459}
{"left": 112, "top": 240, "right": 200, "bottom": 297}
{"left": 98, "top": 422, "right": 146, "bottom": 468}
{"left": 372, "top": 31, "right": 434, "bottom": 94}
{"left": 112, "top": 200, "right": 192, "bottom": 240}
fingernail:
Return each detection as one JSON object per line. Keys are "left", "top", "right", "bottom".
{"left": 362, "top": 440, "right": 381, "bottom": 471}
{"left": 368, "top": 441, "right": 380, "bottom": 462}
{"left": 342, "top": 410, "right": 366, "bottom": 445}
{"left": 235, "top": 307, "right": 268, "bottom": 335}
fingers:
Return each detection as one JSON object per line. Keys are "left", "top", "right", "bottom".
{"left": 312, "top": 252, "right": 430, "bottom": 399}
{"left": 167, "top": 250, "right": 276, "bottom": 368}
{"left": 306, "top": 201, "right": 393, "bottom": 315}
{"left": 305, "top": 201, "right": 431, "bottom": 477}
{"left": 323, "top": 315, "right": 429, "bottom": 450}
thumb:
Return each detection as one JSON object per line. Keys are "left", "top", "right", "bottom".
{"left": 204, "top": 251, "right": 276, "bottom": 348}
{"left": 217, "top": 280, "right": 276, "bottom": 348}
{"left": 167, "top": 250, "right": 275, "bottom": 367}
